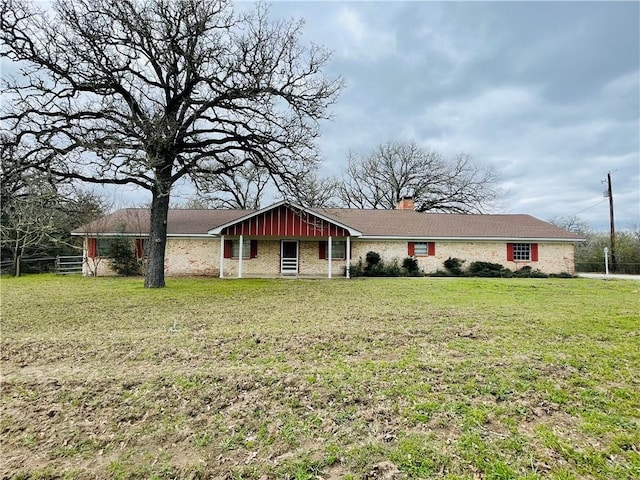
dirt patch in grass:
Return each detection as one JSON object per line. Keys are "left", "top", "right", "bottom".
{"left": 1, "top": 276, "right": 639, "bottom": 479}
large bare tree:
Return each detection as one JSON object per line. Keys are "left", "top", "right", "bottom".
{"left": 281, "top": 172, "right": 340, "bottom": 208}
{"left": 190, "top": 163, "right": 271, "bottom": 209}
{"left": 1, "top": 0, "right": 342, "bottom": 287}
{"left": 337, "top": 141, "right": 500, "bottom": 213}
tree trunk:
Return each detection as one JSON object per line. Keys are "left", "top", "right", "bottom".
{"left": 12, "top": 241, "right": 21, "bottom": 277}
{"left": 14, "top": 254, "right": 21, "bottom": 278}
{"left": 144, "top": 170, "right": 172, "bottom": 288}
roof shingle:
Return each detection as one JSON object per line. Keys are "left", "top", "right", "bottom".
{"left": 72, "top": 205, "right": 581, "bottom": 241}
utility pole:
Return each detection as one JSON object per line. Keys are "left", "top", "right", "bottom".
{"left": 605, "top": 172, "right": 616, "bottom": 273}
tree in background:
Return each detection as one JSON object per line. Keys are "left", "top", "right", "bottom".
{"left": 0, "top": 176, "right": 107, "bottom": 276}
{"left": 1, "top": 0, "right": 342, "bottom": 287}
{"left": 280, "top": 172, "right": 340, "bottom": 208}
{"left": 337, "top": 141, "right": 500, "bottom": 213}
{"left": 550, "top": 216, "right": 640, "bottom": 274}
{"left": 1, "top": 134, "right": 107, "bottom": 275}
{"left": 191, "top": 163, "right": 271, "bottom": 210}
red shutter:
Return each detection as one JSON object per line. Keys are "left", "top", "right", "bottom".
{"left": 319, "top": 241, "right": 327, "bottom": 259}
{"left": 223, "top": 240, "right": 232, "bottom": 259}
{"left": 531, "top": 243, "right": 538, "bottom": 262}
{"left": 408, "top": 242, "right": 415, "bottom": 256}
{"left": 250, "top": 240, "right": 258, "bottom": 258}
{"left": 87, "top": 238, "right": 97, "bottom": 258}
{"left": 506, "top": 243, "right": 514, "bottom": 261}
{"left": 135, "top": 239, "right": 144, "bottom": 259}
{"left": 428, "top": 242, "right": 435, "bottom": 256}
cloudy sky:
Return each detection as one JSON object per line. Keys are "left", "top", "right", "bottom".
{"left": 4, "top": 1, "right": 638, "bottom": 231}
{"left": 256, "top": 0, "right": 639, "bottom": 231}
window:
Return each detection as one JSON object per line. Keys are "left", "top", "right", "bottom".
{"left": 97, "top": 238, "right": 113, "bottom": 257}
{"left": 90, "top": 238, "right": 144, "bottom": 258}
{"left": 408, "top": 242, "right": 435, "bottom": 256}
{"left": 414, "top": 242, "right": 428, "bottom": 255}
{"left": 512, "top": 243, "right": 530, "bottom": 261}
{"left": 319, "top": 241, "right": 346, "bottom": 260}
{"left": 232, "top": 239, "right": 251, "bottom": 259}
{"left": 507, "top": 243, "right": 538, "bottom": 262}
{"left": 331, "top": 241, "right": 346, "bottom": 260}
{"left": 224, "top": 239, "right": 258, "bottom": 259}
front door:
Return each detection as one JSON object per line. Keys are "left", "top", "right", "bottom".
{"left": 281, "top": 240, "right": 299, "bottom": 275}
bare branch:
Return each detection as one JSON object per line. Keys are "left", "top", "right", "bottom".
{"left": 1, "top": 0, "right": 342, "bottom": 286}
{"left": 337, "top": 141, "right": 501, "bottom": 213}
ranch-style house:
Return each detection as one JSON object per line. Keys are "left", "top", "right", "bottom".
{"left": 72, "top": 198, "right": 582, "bottom": 277}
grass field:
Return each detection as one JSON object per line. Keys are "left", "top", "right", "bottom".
{"left": 1, "top": 275, "right": 639, "bottom": 479}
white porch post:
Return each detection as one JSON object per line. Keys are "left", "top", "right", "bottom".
{"left": 219, "top": 235, "right": 225, "bottom": 278}
{"left": 346, "top": 236, "right": 351, "bottom": 278}
{"left": 328, "top": 236, "right": 332, "bottom": 279}
{"left": 238, "top": 234, "right": 244, "bottom": 278}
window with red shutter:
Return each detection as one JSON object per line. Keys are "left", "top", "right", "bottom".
{"left": 508, "top": 243, "right": 535, "bottom": 261}
{"left": 409, "top": 242, "right": 433, "bottom": 256}
{"left": 318, "top": 240, "right": 346, "bottom": 259}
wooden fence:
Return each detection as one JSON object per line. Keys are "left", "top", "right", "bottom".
{"left": 55, "top": 256, "right": 84, "bottom": 275}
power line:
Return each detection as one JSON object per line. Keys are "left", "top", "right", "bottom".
{"left": 571, "top": 198, "right": 607, "bottom": 216}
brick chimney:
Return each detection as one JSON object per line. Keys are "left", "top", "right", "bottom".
{"left": 396, "top": 196, "right": 415, "bottom": 210}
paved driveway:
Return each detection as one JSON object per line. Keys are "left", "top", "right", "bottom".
{"left": 577, "top": 273, "right": 640, "bottom": 281}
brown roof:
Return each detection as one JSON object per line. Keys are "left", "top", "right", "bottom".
{"left": 72, "top": 205, "right": 581, "bottom": 241}
{"left": 72, "top": 208, "right": 250, "bottom": 236}
{"left": 315, "top": 208, "right": 581, "bottom": 240}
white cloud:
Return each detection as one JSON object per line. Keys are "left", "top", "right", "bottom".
{"left": 604, "top": 70, "right": 640, "bottom": 96}
{"left": 333, "top": 7, "right": 397, "bottom": 61}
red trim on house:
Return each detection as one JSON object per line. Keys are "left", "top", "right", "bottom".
{"left": 408, "top": 242, "right": 415, "bottom": 256}
{"left": 319, "top": 241, "right": 327, "bottom": 259}
{"left": 531, "top": 243, "right": 539, "bottom": 262}
{"left": 506, "top": 243, "right": 514, "bottom": 261}
{"left": 135, "top": 239, "right": 145, "bottom": 259}
{"left": 223, "top": 240, "right": 232, "bottom": 259}
{"left": 428, "top": 242, "right": 435, "bottom": 256}
{"left": 87, "top": 238, "right": 97, "bottom": 258}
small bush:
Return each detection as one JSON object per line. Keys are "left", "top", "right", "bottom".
{"left": 549, "top": 272, "right": 575, "bottom": 278}
{"left": 467, "top": 261, "right": 511, "bottom": 277}
{"left": 383, "top": 259, "right": 402, "bottom": 277}
{"left": 348, "top": 254, "right": 417, "bottom": 277}
{"left": 430, "top": 269, "right": 450, "bottom": 277}
{"left": 402, "top": 257, "right": 420, "bottom": 276}
{"left": 513, "top": 266, "right": 548, "bottom": 278}
{"left": 347, "top": 263, "right": 363, "bottom": 277}
{"left": 109, "top": 238, "right": 141, "bottom": 276}
{"left": 365, "top": 251, "right": 381, "bottom": 269}
{"left": 443, "top": 257, "right": 465, "bottom": 276}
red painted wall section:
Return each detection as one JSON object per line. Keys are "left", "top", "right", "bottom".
{"left": 221, "top": 205, "right": 349, "bottom": 237}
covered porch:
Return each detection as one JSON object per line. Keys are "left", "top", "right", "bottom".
{"left": 208, "top": 202, "right": 362, "bottom": 279}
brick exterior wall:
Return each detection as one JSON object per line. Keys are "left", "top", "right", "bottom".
{"left": 83, "top": 237, "right": 576, "bottom": 277}
{"left": 351, "top": 239, "right": 575, "bottom": 275}
{"left": 220, "top": 240, "right": 350, "bottom": 277}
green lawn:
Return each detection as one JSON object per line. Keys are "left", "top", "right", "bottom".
{"left": 1, "top": 275, "right": 638, "bottom": 479}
